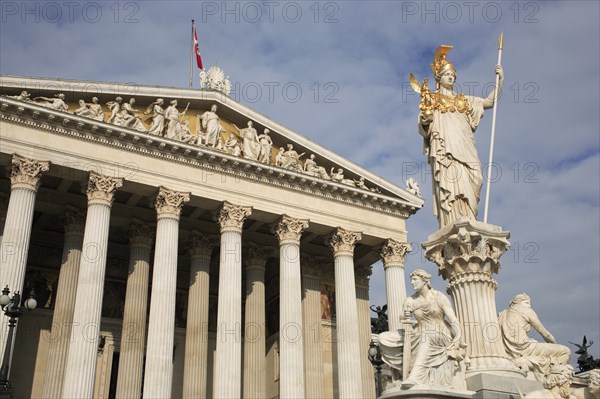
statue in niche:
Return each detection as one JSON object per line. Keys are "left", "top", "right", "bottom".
{"left": 498, "top": 293, "right": 571, "bottom": 381}
{"left": 378, "top": 269, "right": 468, "bottom": 391}
{"left": 75, "top": 97, "right": 104, "bottom": 121}
{"left": 33, "top": 93, "right": 68, "bottom": 112}
{"left": 224, "top": 133, "right": 242, "bottom": 157}
{"left": 234, "top": 121, "right": 261, "bottom": 160}
{"left": 144, "top": 98, "right": 165, "bottom": 135}
{"left": 410, "top": 45, "right": 503, "bottom": 228}
{"left": 257, "top": 128, "right": 273, "bottom": 164}
{"left": 120, "top": 98, "right": 146, "bottom": 132}
{"left": 164, "top": 100, "right": 189, "bottom": 139}
{"left": 303, "top": 154, "right": 330, "bottom": 179}
{"left": 198, "top": 104, "right": 224, "bottom": 148}
{"left": 330, "top": 168, "right": 356, "bottom": 186}
{"left": 9, "top": 90, "right": 32, "bottom": 102}
{"left": 107, "top": 97, "right": 123, "bottom": 125}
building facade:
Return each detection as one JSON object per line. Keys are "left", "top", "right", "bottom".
{"left": 0, "top": 75, "right": 422, "bottom": 398}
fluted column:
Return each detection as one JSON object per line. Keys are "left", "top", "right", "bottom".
{"left": 115, "top": 219, "right": 154, "bottom": 399}
{"left": 213, "top": 201, "right": 252, "bottom": 399}
{"left": 355, "top": 264, "right": 376, "bottom": 399}
{"left": 143, "top": 187, "right": 190, "bottom": 398}
{"left": 300, "top": 255, "right": 325, "bottom": 399}
{"left": 273, "top": 215, "right": 309, "bottom": 399}
{"left": 62, "top": 172, "right": 123, "bottom": 398}
{"left": 379, "top": 240, "right": 411, "bottom": 331}
{"left": 41, "top": 206, "right": 86, "bottom": 399}
{"left": 327, "top": 228, "right": 364, "bottom": 398}
{"left": 243, "top": 242, "right": 271, "bottom": 399}
{"left": 0, "top": 192, "right": 8, "bottom": 244}
{"left": 423, "top": 219, "right": 520, "bottom": 375}
{"left": 182, "top": 231, "right": 215, "bottom": 399}
{"left": 0, "top": 155, "right": 49, "bottom": 361}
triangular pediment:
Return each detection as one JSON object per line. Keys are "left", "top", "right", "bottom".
{"left": 0, "top": 75, "right": 423, "bottom": 216}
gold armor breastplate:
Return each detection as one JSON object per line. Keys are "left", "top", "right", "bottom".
{"left": 432, "top": 93, "right": 469, "bottom": 114}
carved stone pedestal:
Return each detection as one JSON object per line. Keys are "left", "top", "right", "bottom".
{"left": 422, "top": 218, "right": 521, "bottom": 377}
{"left": 380, "top": 387, "right": 474, "bottom": 399}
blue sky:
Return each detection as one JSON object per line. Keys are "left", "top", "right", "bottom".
{"left": 1, "top": 1, "right": 599, "bottom": 363}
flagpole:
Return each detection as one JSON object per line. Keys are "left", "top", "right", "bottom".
{"left": 189, "top": 20, "right": 195, "bottom": 88}
{"left": 483, "top": 32, "right": 503, "bottom": 224}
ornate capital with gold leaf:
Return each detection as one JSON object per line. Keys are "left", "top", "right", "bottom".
{"left": 327, "top": 227, "right": 362, "bottom": 257}
{"left": 85, "top": 171, "right": 123, "bottom": 206}
{"left": 63, "top": 205, "right": 86, "bottom": 235}
{"left": 153, "top": 186, "right": 190, "bottom": 220}
{"left": 273, "top": 214, "right": 309, "bottom": 245}
{"left": 215, "top": 201, "right": 252, "bottom": 233}
{"left": 187, "top": 230, "right": 216, "bottom": 261}
{"left": 128, "top": 218, "right": 155, "bottom": 248}
{"left": 9, "top": 154, "right": 50, "bottom": 191}
{"left": 379, "top": 239, "right": 412, "bottom": 268}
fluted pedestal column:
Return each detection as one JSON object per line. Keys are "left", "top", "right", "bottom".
{"left": 182, "top": 231, "right": 215, "bottom": 399}
{"left": 213, "top": 201, "right": 252, "bottom": 399}
{"left": 355, "top": 265, "right": 376, "bottom": 399}
{"left": 242, "top": 243, "right": 270, "bottom": 399}
{"left": 379, "top": 240, "right": 412, "bottom": 332}
{"left": 327, "top": 228, "right": 364, "bottom": 398}
{"left": 41, "top": 206, "right": 85, "bottom": 399}
{"left": 274, "top": 215, "right": 309, "bottom": 399}
{"left": 300, "top": 256, "right": 325, "bottom": 399}
{"left": 0, "top": 155, "right": 49, "bottom": 361}
{"left": 423, "top": 218, "right": 520, "bottom": 376}
{"left": 115, "top": 220, "right": 154, "bottom": 399}
{"left": 62, "top": 172, "right": 123, "bottom": 398}
{"left": 143, "top": 187, "right": 190, "bottom": 398}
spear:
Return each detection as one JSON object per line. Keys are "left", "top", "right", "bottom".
{"left": 483, "top": 33, "right": 503, "bottom": 224}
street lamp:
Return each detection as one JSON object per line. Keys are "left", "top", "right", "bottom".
{"left": 368, "top": 339, "right": 384, "bottom": 398}
{"left": 0, "top": 286, "right": 37, "bottom": 399}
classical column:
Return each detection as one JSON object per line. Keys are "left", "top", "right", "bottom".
{"left": 327, "top": 228, "right": 364, "bottom": 399}
{"left": 142, "top": 187, "right": 190, "bottom": 398}
{"left": 115, "top": 219, "right": 154, "bottom": 399}
{"left": 379, "top": 239, "right": 412, "bottom": 331}
{"left": 355, "top": 264, "right": 376, "bottom": 399}
{"left": 182, "top": 231, "right": 215, "bottom": 399}
{"left": 423, "top": 219, "right": 520, "bottom": 376}
{"left": 41, "top": 206, "right": 85, "bottom": 399}
{"left": 213, "top": 201, "right": 252, "bottom": 399}
{"left": 0, "top": 155, "right": 49, "bottom": 361}
{"left": 62, "top": 172, "right": 123, "bottom": 398}
{"left": 0, "top": 192, "right": 8, "bottom": 244}
{"left": 242, "top": 242, "right": 271, "bottom": 399}
{"left": 273, "top": 215, "right": 309, "bottom": 399}
{"left": 300, "top": 255, "right": 325, "bottom": 399}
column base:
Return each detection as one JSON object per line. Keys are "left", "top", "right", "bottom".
{"left": 466, "top": 373, "right": 542, "bottom": 399}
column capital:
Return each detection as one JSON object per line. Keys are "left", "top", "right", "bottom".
{"left": 215, "top": 201, "right": 252, "bottom": 233}
{"left": 63, "top": 205, "right": 86, "bottom": 235}
{"left": 355, "top": 263, "right": 372, "bottom": 287}
{"left": 379, "top": 239, "right": 412, "bottom": 268}
{"left": 422, "top": 219, "right": 510, "bottom": 280}
{"left": 84, "top": 171, "right": 123, "bottom": 206}
{"left": 187, "top": 230, "right": 216, "bottom": 259}
{"left": 9, "top": 153, "right": 50, "bottom": 191}
{"left": 153, "top": 186, "right": 190, "bottom": 220}
{"left": 327, "top": 227, "right": 362, "bottom": 257}
{"left": 244, "top": 242, "right": 272, "bottom": 269}
{"left": 273, "top": 214, "right": 309, "bottom": 245}
{"left": 128, "top": 219, "right": 155, "bottom": 248}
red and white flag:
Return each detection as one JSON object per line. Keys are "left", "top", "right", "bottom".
{"left": 193, "top": 25, "right": 203, "bottom": 69}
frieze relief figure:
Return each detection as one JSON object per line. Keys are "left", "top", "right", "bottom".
{"left": 330, "top": 168, "right": 356, "bottom": 187}
{"left": 411, "top": 45, "right": 503, "bottom": 228}
{"left": 74, "top": 97, "right": 104, "bottom": 121}
{"left": 224, "top": 133, "right": 242, "bottom": 156}
{"left": 277, "top": 144, "right": 304, "bottom": 172}
{"left": 9, "top": 90, "right": 32, "bottom": 102}
{"left": 499, "top": 293, "right": 571, "bottom": 382}
{"left": 120, "top": 98, "right": 146, "bottom": 132}
{"left": 164, "top": 100, "right": 189, "bottom": 139}
{"left": 198, "top": 104, "right": 224, "bottom": 148}
{"left": 106, "top": 96, "right": 123, "bottom": 125}
{"left": 33, "top": 93, "right": 68, "bottom": 112}
{"left": 144, "top": 98, "right": 165, "bottom": 135}
{"left": 257, "top": 128, "right": 273, "bottom": 164}
{"left": 234, "top": 121, "right": 261, "bottom": 161}
{"left": 378, "top": 269, "right": 468, "bottom": 392}
{"left": 303, "top": 154, "right": 330, "bottom": 180}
